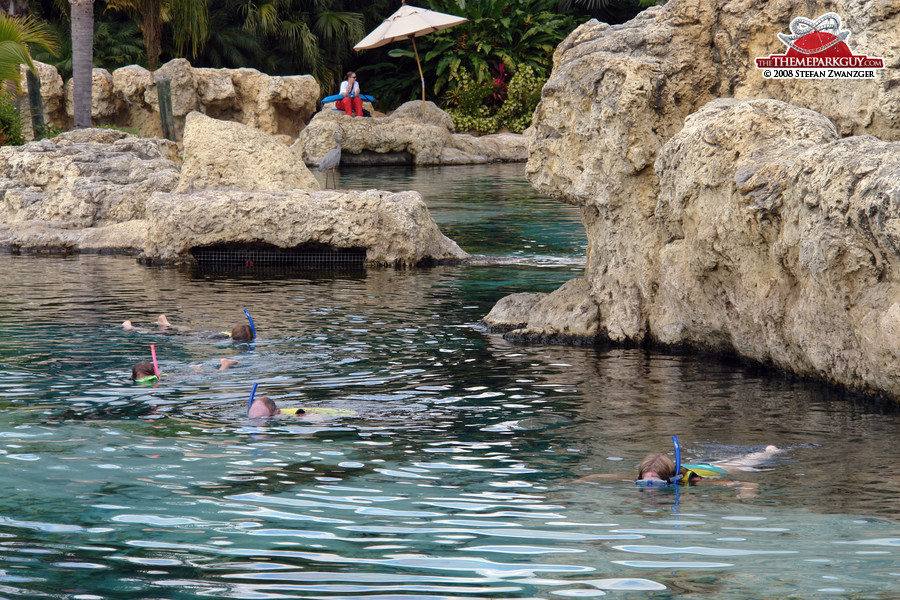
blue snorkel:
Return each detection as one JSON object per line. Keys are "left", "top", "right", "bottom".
{"left": 243, "top": 309, "right": 256, "bottom": 338}
{"left": 247, "top": 382, "right": 258, "bottom": 412}
{"left": 671, "top": 435, "right": 683, "bottom": 485}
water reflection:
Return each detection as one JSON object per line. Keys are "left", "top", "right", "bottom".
{"left": 0, "top": 164, "right": 899, "bottom": 600}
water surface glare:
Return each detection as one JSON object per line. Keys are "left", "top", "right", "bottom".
{"left": 1, "top": 164, "right": 899, "bottom": 599}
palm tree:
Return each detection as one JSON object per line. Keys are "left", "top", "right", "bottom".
{"left": 69, "top": 0, "right": 92, "bottom": 128}
{"left": 240, "top": 0, "right": 364, "bottom": 87}
{"left": 0, "top": 12, "right": 60, "bottom": 92}
{"left": 105, "top": 0, "right": 208, "bottom": 70}
{"left": 0, "top": 1, "right": 32, "bottom": 17}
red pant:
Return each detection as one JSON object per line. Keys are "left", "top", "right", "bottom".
{"left": 335, "top": 95, "right": 363, "bottom": 116}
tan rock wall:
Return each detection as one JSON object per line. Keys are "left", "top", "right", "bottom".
{"left": 506, "top": 0, "right": 900, "bottom": 399}
{"left": 144, "top": 189, "right": 470, "bottom": 266}
{"left": 176, "top": 112, "right": 319, "bottom": 193}
{"left": 27, "top": 59, "right": 319, "bottom": 141}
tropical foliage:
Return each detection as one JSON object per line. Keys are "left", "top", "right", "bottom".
{"left": 23, "top": 0, "right": 647, "bottom": 132}
{"left": 0, "top": 12, "right": 59, "bottom": 92}
{"left": 444, "top": 64, "right": 543, "bottom": 134}
{"left": 104, "top": 0, "right": 209, "bottom": 70}
{"left": 238, "top": 0, "right": 365, "bottom": 88}
{"left": 0, "top": 94, "right": 25, "bottom": 145}
{"left": 361, "top": 0, "right": 576, "bottom": 109}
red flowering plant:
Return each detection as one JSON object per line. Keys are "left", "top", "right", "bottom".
{"left": 488, "top": 62, "right": 509, "bottom": 107}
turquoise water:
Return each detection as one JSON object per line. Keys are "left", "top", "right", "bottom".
{"left": 1, "top": 163, "right": 899, "bottom": 599}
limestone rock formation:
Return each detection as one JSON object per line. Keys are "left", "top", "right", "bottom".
{"left": 27, "top": 59, "right": 318, "bottom": 140}
{"left": 0, "top": 128, "right": 179, "bottom": 228}
{"left": 501, "top": 0, "right": 900, "bottom": 398}
{"left": 298, "top": 100, "right": 528, "bottom": 165}
{"left": 0, "top": 129, "right": 468, "bottom": 266}
{"left": 175, "top": 112, "right": 319, "bottom": 192}
{"left": 64, "top": 68, "right": 116, "bottom": 121}
{"left": 652, "top": 99, "right": 900, "bottom": 397}
{"left": 483, "top": 279, "right": 601, "bottom": 343}
{"left": 143, "top": 189, "right": 470, "bottom": 266}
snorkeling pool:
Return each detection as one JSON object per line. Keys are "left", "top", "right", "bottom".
{"left": 0, "top": 163, "right": 898, "bottom": 599}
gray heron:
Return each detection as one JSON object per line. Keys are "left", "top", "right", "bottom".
{"left": 318, "top": 131, "right": 343, "bottom": 189}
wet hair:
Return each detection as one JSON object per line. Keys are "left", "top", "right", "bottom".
{"left": 231, "top": 324, "right": 254, "bottom": 341}
{"left": 249, "top": 395, "right": 279, "bottom": 417}
{"left": 131, "top": 361, "right": 156, "bottom": 381}
{"left": 637, "top": 452, "right": 679, "bottom": 481}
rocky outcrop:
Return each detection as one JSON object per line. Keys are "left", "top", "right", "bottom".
{"left": 144, "top": 189, "right": 470, "bottom": 266}
{"left": 175, "top": 112, "right": 319, "bottom": 192}
{"left": 494, "top": 0, "right": 900, "bottom": 399}
{"left": 483, "top": 279, "right": 602, "bottom": 344}
{"left": 650, "top": 99, "right": 900, "bottom": 397}
{"left": 0, "top": 128, "right": 179, "bottom": 227}
{"left": 297, "top": 100, "right": 528, "bottom": 165}
{"left": 27, "top": 59, "right": 319, "bottom": 141}
{"left": 0, "top": 128, "right": 467, "bottom": 267}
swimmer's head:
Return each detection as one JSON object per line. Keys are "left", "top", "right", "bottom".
{"left": 131, "top": 360, "right": 157, "bottom": 382}
{"left": 637, "top": 452, "right": 681, "bottom": 483}
{"left": 248, "top": 395, "right": 280, "bottom": 418}
{"left": 231, "top": 324, "right": 254, "bottom": 342}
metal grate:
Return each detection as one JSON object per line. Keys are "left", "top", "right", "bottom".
{"left": 190, "top": 243, "right": 366, "bottom": 272}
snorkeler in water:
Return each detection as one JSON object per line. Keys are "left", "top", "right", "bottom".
{"left": 634, "top": 445, "right": 783, "bottom": 484}
{"left": 131, "top": 360, "right": 159, "bottom": 384}
{"left": 122, "top": 314, "right": 180, "bottom": 333}
{"left": 122, "top": 310, "right": 256, "bottom": 342}
{"left": 574, "top": 439, "right": 783, "bottom": 495}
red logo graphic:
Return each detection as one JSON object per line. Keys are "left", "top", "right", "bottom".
{"left": 756, "top": 13, "right": 884, "bottom": 79}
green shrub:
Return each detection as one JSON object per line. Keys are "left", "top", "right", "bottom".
{"left": 446, "top": 65, "right": 545, "bottom": 134}
{"left": 98, "top": 124, "right": 141, "bottom": 136}
{"left": 0, "top": 95, "right": 25, "bottom": 146}
{"left": 34, "top": 123, "right": 64, "bottom": 140}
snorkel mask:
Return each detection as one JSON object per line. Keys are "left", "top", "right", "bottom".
{"left": 635, "top": 436, "right": 683, "bottom": 487}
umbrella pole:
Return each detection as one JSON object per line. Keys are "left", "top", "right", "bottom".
{"left": 410, "top": 35, "right": 425, "bottom": 121}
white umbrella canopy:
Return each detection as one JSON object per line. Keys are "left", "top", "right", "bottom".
{"left": 353, "top": 1, "right": 467, "bottom": 116}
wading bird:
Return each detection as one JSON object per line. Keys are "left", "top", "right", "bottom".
{"left": 318, "top": 131, "right": 343, "bottom": 189}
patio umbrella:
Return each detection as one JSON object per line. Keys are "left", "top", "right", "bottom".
{"left": 353, "top": 1, "right": 467, "bottom": 119}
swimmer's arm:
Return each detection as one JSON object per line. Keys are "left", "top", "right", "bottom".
{"left": 571, "top": 473, "right": 630, "bottom": 484}
{"left": 693, "top": 477, "right": 759, "bottom": 498}
{"left": 122, "top": 320, "right": 153, "bottom": 333}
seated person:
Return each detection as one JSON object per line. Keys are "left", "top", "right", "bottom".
{"left": 336, "top": 71, "right": 363, "bottom": 117}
